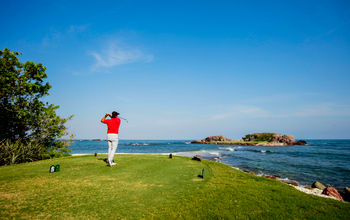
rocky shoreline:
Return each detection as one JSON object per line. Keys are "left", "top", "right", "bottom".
{"left": 191, "top": 134, "right": 307, "bottom": 146}
{"left": 190, "top": 134, "right": 350, "bottom": 201}
{"left": 188, "top": 149, "right": 350, "bottom": 202}
{"left": 241, "top": 170, "right": 350, "bottom": 202}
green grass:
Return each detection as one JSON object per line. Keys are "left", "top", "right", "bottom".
{"left": 0, "top": 155, "right": 349, "bottom": 219}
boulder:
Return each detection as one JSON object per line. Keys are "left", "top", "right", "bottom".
{"left": 340, "top": 187, "right": 350, "bottom": 202}
{"left": 287, "top": 182, "right": 298, "bottom": 186}
{"left": 191, "top": 156, "right": 201, "bottom": 161}
{"left": 191, "top": 135, "right": 230, "bottom": 144}
{"left": 294, "top": 140, "right": 307, "bottom": 145}
{"left": 191, "top": 140, "right": 203, "bottom": 144}
{"left": 322, "top": 186, "right": 344, "bottom": 201}
{"left": 272, "top": 134, "right": 295, "bottom": 145}
{"left": 345, "top": 186, "right": 350, "bottom": 194}
{"left": 204, "top": 135, "right": 228, "bottom": 142}
{"left": 243, "top": 170, "right": 256, "bottom": 175}
{"left": 312, "top": 181, "right": 326, "bottom": 190}
{"left": 266, "top": 176, "right": 278, "bottom": 180}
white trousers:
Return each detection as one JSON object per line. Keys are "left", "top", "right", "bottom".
{"left": 107, "top": 134, "right": 119, "bottom": 163}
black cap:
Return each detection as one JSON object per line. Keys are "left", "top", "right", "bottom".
{"left": 111, "top": 111, "right": 120, "bottom": 118}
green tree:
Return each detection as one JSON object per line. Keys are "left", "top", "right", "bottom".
{"left": 0, "top": 48, "right": 73, "bottom": 159}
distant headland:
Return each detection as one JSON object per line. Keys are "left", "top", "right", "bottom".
{"left": 191, "top": 133, "right": 307, "bottom": 146}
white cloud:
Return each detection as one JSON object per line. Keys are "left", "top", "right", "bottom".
{"left": 89, "top": 42, "right": 153, "bottom": 70}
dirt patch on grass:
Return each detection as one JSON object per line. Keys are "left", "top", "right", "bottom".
{"left": 65, "top": 167, "right": 82, "bottom": 171}
{"left": 68, "top": 179, "right": 96, "bottom": 187}
{"left": 97, "top": 176, "right": 119, "bottom": 181}
{"left": 0, "top": 192, "right": 20, "bottom": 199}
{"left": 134, "top": 181, "right": 156, "bottom": 188}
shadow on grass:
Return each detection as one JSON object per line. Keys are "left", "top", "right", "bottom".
{"left": 97, "top": 158, "right": 109, "bottom": 166}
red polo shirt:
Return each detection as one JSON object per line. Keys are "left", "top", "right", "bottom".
{"left": 102, "top": 118, "right": 121, "bottom": 134}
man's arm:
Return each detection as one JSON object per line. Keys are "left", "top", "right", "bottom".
{"left": 101, "top": 113, "right": 111, "bottom": 123}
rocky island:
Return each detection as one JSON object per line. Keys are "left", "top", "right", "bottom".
{"left": 191, "top": 133, "right": 307, "bottom": 146}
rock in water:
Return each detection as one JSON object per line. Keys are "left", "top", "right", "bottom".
{"left": 322, "top": 186, "right": 344, "bottom": 201}
{"left": 287, "top": 182, "right": 299, "bottom": 186}
{"left": 265, "top": 176, "right": 278, "bottom": 180}
{"left": 312, "top": 181, "right": 326, "bottom": 190}
{"left": 294, "top": 140, "right": 307, "bottom": 145}
{"left": 191, "top": 140, "right": 203, "bottom": 144}
{"left": 204, "top": 135, "right": 228, "bottom": 142}
{"left": 191, "top": 133, "right": 307, "bottom": 145}
{"left": 271, "top": 134, "right": 295, "bottom": 145}
{"left": 345, "top": 186, "right": 350, "bottom": 194}
{"left": 243, "top": 170, "right": 256, "bottom": 175}
{"left": 191, "top": 136, "right": 228, "bottom": 144}
{"left": 341, "top": 187, "right": 350, "bottom": 202}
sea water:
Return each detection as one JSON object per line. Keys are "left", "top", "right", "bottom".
{"left": 69, "top": 139, "right": 350, "bottom": 189}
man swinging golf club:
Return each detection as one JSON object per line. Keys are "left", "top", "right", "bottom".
{"left": 101, "top": 111, "right": 121, "bottom": 166}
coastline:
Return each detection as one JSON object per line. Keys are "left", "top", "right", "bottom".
{"left": 71, "top": 152, "right": 341, "bottom": 201}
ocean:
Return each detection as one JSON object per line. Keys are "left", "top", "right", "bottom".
{"left": 69, "top": 139, "right": 350, "bottom": 189}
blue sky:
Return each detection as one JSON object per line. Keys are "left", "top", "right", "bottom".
{"left": 1, "top": 0, "right": 350, "bottom": 139}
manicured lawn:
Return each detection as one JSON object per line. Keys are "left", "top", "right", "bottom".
{"left": 0, "top": 154, "right": 349, "bottom": 219}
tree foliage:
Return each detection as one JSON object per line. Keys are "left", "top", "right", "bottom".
{"left": 0, "top": 48, "right": 73, "bottom": 162}
{"left": 243, "top": 133, "right": 275, "bottom": 142}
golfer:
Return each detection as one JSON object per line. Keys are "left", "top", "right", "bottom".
{"left": 101, "top": 111, "right": 121, "bottom": 166}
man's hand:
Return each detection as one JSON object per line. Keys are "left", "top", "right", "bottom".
{"left": 101, "top": 113, "right": 110, "bottom": 123}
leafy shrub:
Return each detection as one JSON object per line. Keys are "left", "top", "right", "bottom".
{"left": 243, "top": 133, "right": 275, "bottom": 142}
{"left": 255, "top": 133, "right": 275, "bottom": 142}
{"left": 0, "top": 139, "right": 71, "bottom": 166}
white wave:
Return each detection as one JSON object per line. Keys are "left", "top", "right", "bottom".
{"left": 208, "top": 151, "right": 221, "bottom": 157}
{"left": 174, "top": 150, "right": 221, "bottom": 158}
{"left": 278, "top": 177, "right": 291, "bottom": 182}
{"left": 213, "top": 157, "right": 221, "bottom": 162}
{"left": 255, "top": 171, "right": 266, "bottom": 176}
{"left": 218, "top": 146, "right": 237, "bottom": 152}
{"left": 129, "top": 143, "right": 149, "bottom": 146}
